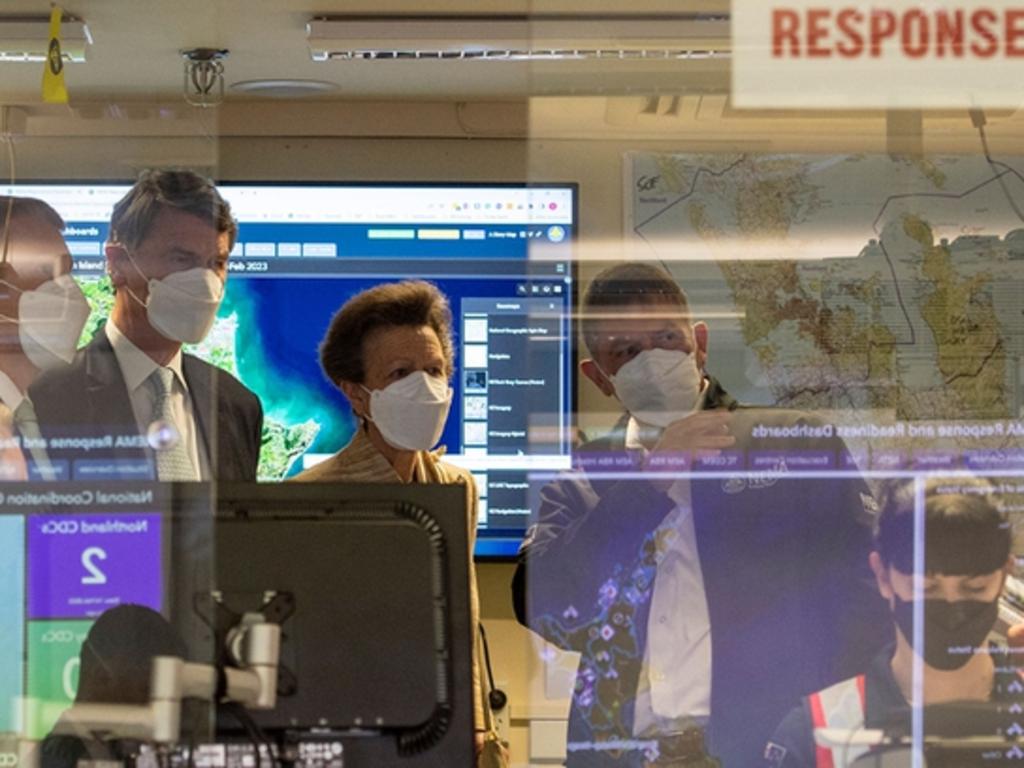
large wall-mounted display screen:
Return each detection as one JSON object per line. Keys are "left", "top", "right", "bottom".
{"left": 2, "top": 183, "right": 577, "bottom": 558}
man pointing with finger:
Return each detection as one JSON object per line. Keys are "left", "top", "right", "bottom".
{"left": 511, "top": 262, "right": 889, "bottom": 768}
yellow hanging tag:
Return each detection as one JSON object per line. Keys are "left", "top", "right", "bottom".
{"left": 41, "top": 6, "right": 69, "bottom": 104}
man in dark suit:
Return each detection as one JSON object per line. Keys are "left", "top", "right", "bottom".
{"left": 511, "top": 262, "right": 890, "bottom": 767}
{"left": 30, "top": 170, "right": 262, "bottom": 481}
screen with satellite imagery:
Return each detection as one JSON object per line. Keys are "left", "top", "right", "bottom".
{"left": 2, "top": 182, "right": 576, "bottom": 557}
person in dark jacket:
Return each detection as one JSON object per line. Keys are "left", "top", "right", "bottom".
{"left": 29, "top": 170, "right": 262, "bottom": 481}
{"left": 512, "top": 262, "right": 890, "bottom": 767}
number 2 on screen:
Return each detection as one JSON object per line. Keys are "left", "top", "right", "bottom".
{"left": 81, "top": 547, "right": 108, "bottom": 585}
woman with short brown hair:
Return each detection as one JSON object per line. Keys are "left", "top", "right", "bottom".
{"left": 293, "top": 279, "right": 487, "bottom": 752}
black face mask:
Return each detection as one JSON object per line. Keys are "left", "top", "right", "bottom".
{"left": 891, "top": 595, "right": 999, "bottom": 671}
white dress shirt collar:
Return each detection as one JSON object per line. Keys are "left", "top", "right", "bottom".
{"left": 105, "top": 318, "right": 187, "bottom": 393}
{"left": 0, "top": 369, "right": 24, "bottom": 413}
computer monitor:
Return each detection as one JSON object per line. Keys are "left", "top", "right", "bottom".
{"left": 0, "top": 480, "right": 472, "bottom": 767}
{"left": 170, "top": 481, "right": 475, "bottom": 768}
{"left": 0, "top": 482, "right": 174, "bottom": 747}
{"left": 0, "top": 181, "right": 578, "bottom": 558}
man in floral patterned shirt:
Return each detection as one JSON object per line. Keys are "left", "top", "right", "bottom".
{"left": 512, "top": 262, "right": 889, "bottom": 767}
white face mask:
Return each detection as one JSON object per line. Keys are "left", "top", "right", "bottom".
{"left": 5, "top": 274, "right": 91, "bottom": 371}
{"left": 608, "top": 348, "right": 703, "bottom": 428}
{"left": 126, "top": 258, "right": 225, "bottom": 344}
{"left": 362, "top": 370, "right": 453, "bottom": 452}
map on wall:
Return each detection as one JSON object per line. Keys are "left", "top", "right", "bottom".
{"left": 626, "top": 153, "right": 1024, "bottom": 421}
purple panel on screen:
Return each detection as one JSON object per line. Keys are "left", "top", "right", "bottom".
{"left": 693, "top": 450, "right": 744, "bottom": 470}
{"left": 965, "top": 449, "right": 1024, "bottom": 470}
{"left": 840, "top": 450, "right": 868, "bottom": 470}
{"left": 913, "top": 452, "right": 959, "bottom": 470}
{"left": 871, "top": 450, "right": 906, "bottom": 470}
{"left": 572, "top": 453, "right": 640, "bottom": 472}
{"left": 27, "top": 514, "right": 162, "bottom": 620}
{"left": 644, "top": 452, "right": 692, "bottom": 472}
{"left": 749, "top": 450, "right": 835, "bottom": 470}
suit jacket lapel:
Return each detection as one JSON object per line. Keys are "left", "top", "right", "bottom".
{"left": 182, "top": 355, "right": 213, "bottom": 465}
{"left": 85, "top": 329, "right": 138, "bottom": 429}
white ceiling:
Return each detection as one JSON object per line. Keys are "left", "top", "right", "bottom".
{"left": 0, "top": 0, "right": 731, "bottom": 102}
{"left": 2, "top": 0, "right": 1021, "bottom": 154}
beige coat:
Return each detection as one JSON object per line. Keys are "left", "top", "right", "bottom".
{"left": 292, "top": 427, "right": 486, "bottom": 729}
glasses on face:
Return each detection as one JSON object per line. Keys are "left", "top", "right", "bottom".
{"left": 602, "top": 326, "right": 690, "bottom": 367}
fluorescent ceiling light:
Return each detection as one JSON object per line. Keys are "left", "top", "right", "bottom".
{"left": 230, "top": 79, "right": 339, "bottom": 98}
{"left": 0, "top": 16, "right": 91, "bottom": 63}
{"left": 307, "top": 15, "right": 730, "bottom": 61}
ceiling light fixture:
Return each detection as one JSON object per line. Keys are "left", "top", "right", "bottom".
{"left": 230, "top": 79, "right": 338, "bottom": 98}
{"left": 182, "top": 47, "right": 228, "bottom": 108}
{"left": 0, "top": 15, "right": 91, "bottom": 62}
{"left": 306, "top": 15, "right": 730, "bottom": 62}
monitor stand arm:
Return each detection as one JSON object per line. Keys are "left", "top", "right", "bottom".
{"left": 51, "top": 621, "right": 281, "bottom": 744}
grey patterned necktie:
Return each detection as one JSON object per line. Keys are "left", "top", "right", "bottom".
{"left": 149, "top": 367, "right": 199, "bottom": 481}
